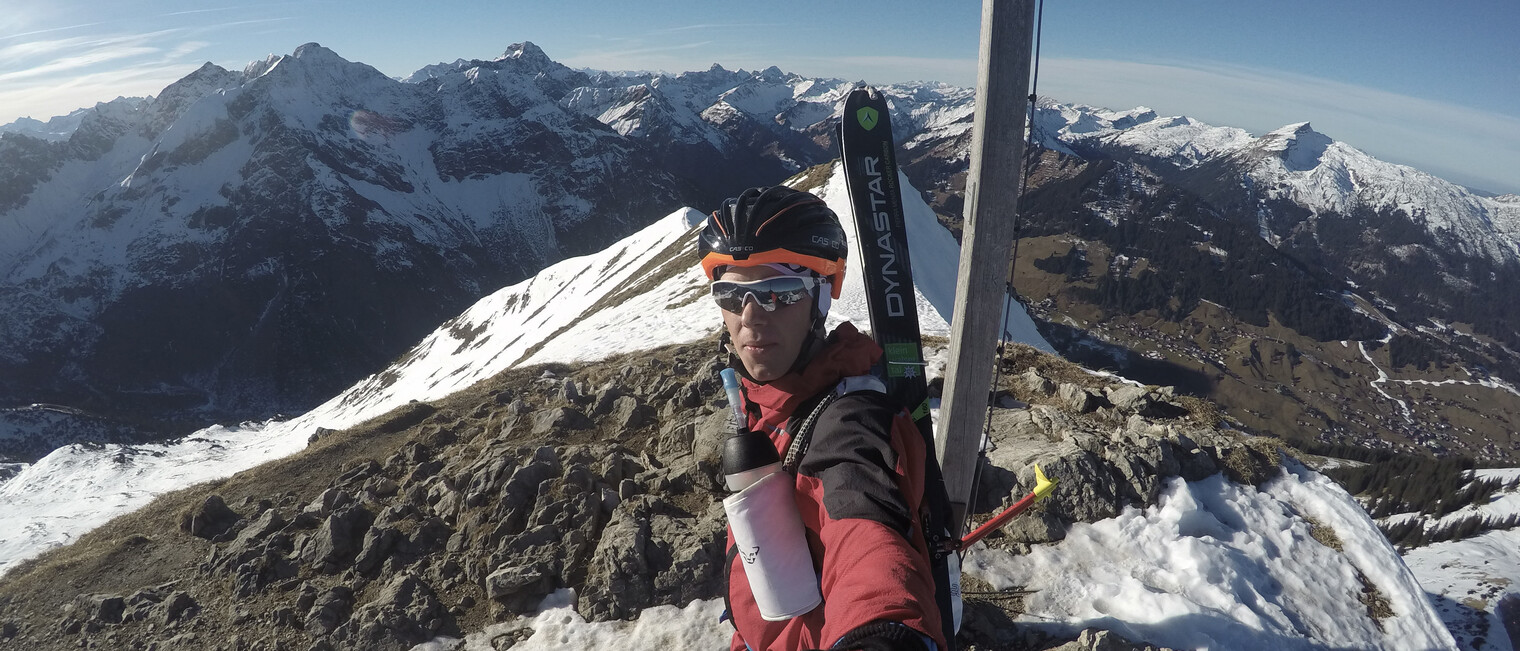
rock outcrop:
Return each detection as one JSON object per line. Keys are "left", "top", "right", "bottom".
{"left": 0, "top": 339, "right": 1302, "bottom": 651}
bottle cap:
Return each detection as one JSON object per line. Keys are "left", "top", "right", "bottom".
{"left": 722, "top": 427, "right": 780, "bottom": 476}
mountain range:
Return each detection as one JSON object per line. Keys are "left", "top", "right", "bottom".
{"left": 2, "top": 40, "right": 1519, "bottom": 650}
{"left": 6, "top": 41, "right": 1519, "bottom": 465}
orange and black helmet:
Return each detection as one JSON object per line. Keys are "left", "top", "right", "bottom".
{"left": 700, "top": 186, "right": 847, "bottom": 298}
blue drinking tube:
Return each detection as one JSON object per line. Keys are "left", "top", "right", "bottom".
{"left": 720, "top": 368, "right": 745, "bottom": 422}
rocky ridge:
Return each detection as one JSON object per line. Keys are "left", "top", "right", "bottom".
{"left": 0, "top": 335, "right": 1318, "bottom": 651}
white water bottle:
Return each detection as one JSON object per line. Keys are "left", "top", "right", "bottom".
{"left": 719, "top": 369, "right": 821, "bottom": 621}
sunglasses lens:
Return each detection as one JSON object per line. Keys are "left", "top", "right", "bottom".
{"left": 711, "top": 277, "right": 813, "bottom": 313}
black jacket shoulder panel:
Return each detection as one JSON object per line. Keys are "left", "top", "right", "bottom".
{"left": 796, "top": 392, "right": 912, "bottom": 537}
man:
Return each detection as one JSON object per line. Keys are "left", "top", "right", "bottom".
{"left": 700, "top": 186, "right": 944, "bottom": 651}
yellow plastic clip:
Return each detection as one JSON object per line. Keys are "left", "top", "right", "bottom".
{"left": 1032, "top": 463, "right": 1057, "bottom": 501}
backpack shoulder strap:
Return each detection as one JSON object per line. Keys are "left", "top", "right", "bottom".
{"left": 781, "top": 375, "right": 885, "bottom": 474}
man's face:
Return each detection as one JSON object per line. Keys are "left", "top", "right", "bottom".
{"left": 718, "top": 266, "right": 815, "bottom": 382}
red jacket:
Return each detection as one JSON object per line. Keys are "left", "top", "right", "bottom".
{"left": 726, "top": 322, "right": 944, "bottom": 651}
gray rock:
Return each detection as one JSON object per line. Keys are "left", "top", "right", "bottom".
{"left": 336, "top": 460, "right": 382, "bottom": 488}
{"left": 354, "top": 525, "right": 400, "bottom": 574}
{"left": 181, "top": 494, "right": 242, "bottom": 540}
{"left": 1058, "top": 383, "right": 1099, "bottom": 413}
{"left": 649, "top": 502, "right": 727, "bottom": 607}
{"left": 1019, "top": 369, "right": 1056, "bottom": 397}
{"left": 122, "top": 588, "right": 163, "bottom": 622}
{"left": 612, "top": 396, "right": 649, "bottom": 429}
{"left": 1048, "top": 627, "right": 1172, "bottom": 650}
{"left": 601, "top": 487, "right": 621, "bottom": 513}
{"left": 230, "top": 508, "right": 287, "bottom": 554}
{"left": 399, "top": 516, "right": 452, "bottom": 558}
{"left": 1105, "top": 385, "right": 1151, "bottom": 413}
{"left": 304, "top": 586, "right": 354, "bottom": 636}
{"left": 995, "top": 393, "right": 1027, "bottom": 409}
{"left": 308, "top": 427, "right": 338, "bottom": 444}
{"left": 232, "top": 550, "right": 299, "bottom": 597}
{"left": 464, "top": 457, "right": 517, "bottom": 507}
{"left": 485, "top": 563, "right": 550, "bottom": 600}
{"left": 692, "top": 410, "right": 730, "bottom": 473}
{"left": 531, "top": 407, "right": 592, "bottom": 434}
{"left": 336, "top": 573, "right": 445, "bottom": 650}
{"left": 590, "top": 384, "right": 623, "bottom": 417}
{"left": 655, "top": 420, "right": 696, "bottom": 458}
{"left": 161, "top": 591, "right": 199, "bottom": 624}
{"left": 72, "top": 594, "right": 125, "bottom": 624}
{"left": 597, "top": 450, "right": 645, "bottom": 486}
{"left": 672, "top": 380, "right": 704, "bottom": 409}
{"left": 580, "top": 497, "right": 654, "bottom": 621}
{"left": 298, "top": 505, "right": 373, "bottom": 571}
{"left": 366, "top": 476, "right": 400, "bottom": 499}
{"left": 302, "top": 488, "right": 356, "bottom": 518}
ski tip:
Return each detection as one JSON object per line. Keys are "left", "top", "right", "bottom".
{"left": 1032, "top": 464, "right": 1057, "bottom": 501}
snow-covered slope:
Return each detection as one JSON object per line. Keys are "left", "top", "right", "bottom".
{"left": 1040, "top": 102, "right": 1520, "bottom": 262}
{"left": 0, "top": 163, "right": 1050, "bottom": 577}
{"left": 1398, "top": 469, "right": 1520, "bottom": 650}
{"left": 966, "top": 464, "right": 1456, "bottom": 650}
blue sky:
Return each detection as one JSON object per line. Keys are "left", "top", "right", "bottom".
{"left": 2, "top": 0, "right": 1516, "bottom": 194}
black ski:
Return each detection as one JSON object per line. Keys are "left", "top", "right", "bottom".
{"left": 838, "top": 85, "right": 959, "bottom": 650}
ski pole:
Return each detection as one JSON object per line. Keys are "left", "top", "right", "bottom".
{"left": 957, "top": 464, "right": 1057, "bottom": 552}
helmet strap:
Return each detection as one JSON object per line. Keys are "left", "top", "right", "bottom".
{"left": 783, "top": 299, "right": 829, "bottom": 376}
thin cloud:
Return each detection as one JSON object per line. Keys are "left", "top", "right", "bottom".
{"left": 166, "top": 41, "right": 210, "bottom": 58}
{"left": 162, "top": 7, "right": 243, "bottom": 17}
{"left": 209, "top": 17, "right": 296, "bottom": 30}
{"left": 0, "top": 22, "right": 104, "bottom": 42}
{"left": 651, "top": 23, "right": 781, "bottom": 34}
{"left": 822, "top": 54, "right": 977, "bottom": 84}
{"left": 0, "top": 61, "right": 194, "bottom": 121}
{"left": 0, "top": 29, "right": 182, "bottom": 64}
{"left": 0, "top": 27, "right": 222, "bottom": 122}
{"left": 0, "top": 45, "right": 160, "bottom": 83}
{"left": 564, "top": 40, "right": 717, "bottom": 64}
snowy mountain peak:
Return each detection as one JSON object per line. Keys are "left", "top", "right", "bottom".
{"left": 1256, "top": 121, "right": 1333, "bottom": 172}
{"left": 291, "top": 41, "right": 343, "bottom": 62}
{"left": 757, "top": 65, "right": 787, "bottom": 81}
{"left": 1107, "top": 107, "right": 1158, "bottom": 130}
{"left": 498, "top": 41, "right": 550, "bottom": 64}
{"left": 243, "top": 53, "right": 283, "bottom": 78}
{"left": 1266, "top": 120, "right": 1316, "bottom": 137}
